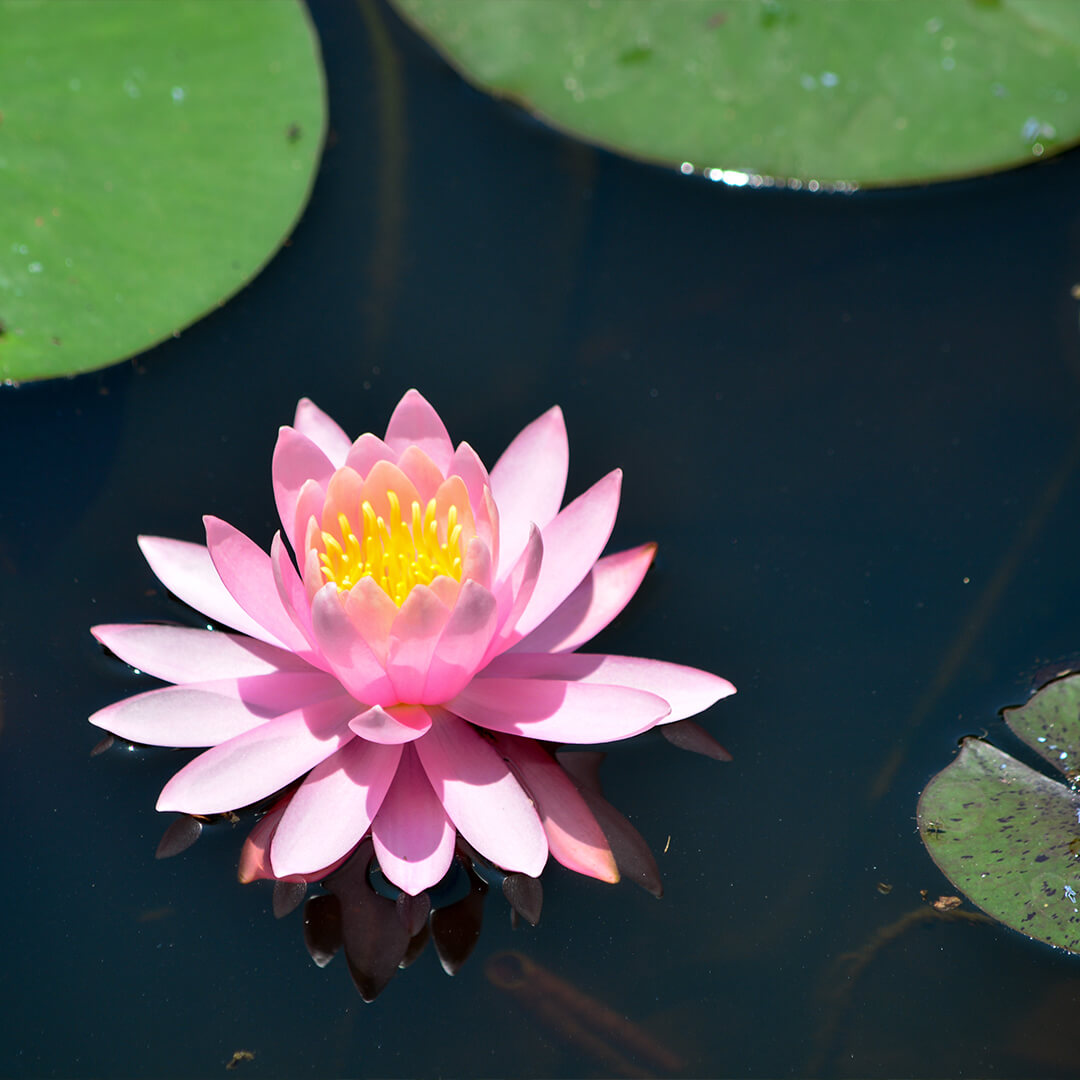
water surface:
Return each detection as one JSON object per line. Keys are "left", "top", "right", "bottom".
{"left": 4, "top": 2, "right": 1080, "bottom": 1076}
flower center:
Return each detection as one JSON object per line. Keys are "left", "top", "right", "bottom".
{"left": 319, "top": 490, "right": 463, "bottom": 606}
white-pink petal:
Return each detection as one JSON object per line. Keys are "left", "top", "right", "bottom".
{"left": 512, "top": 542, "right": 656, "bottom": 654}
{"left": 156, "top": 696, "right": 359, "bottom": 814}
{"left": 450, "top": 678, "right": 668, "bottom": 742}
{"left": 270, "top": 738, "right": 402, "bottom": 877}
{"left": 138, "top": 535, "right": 282, "bottom": 646}
{"left": 489, "top": 405, "right": 568, "bottom": 579}
{"left": 90, "top": 676, "right": 347, "bottom": 747}
{"left": 511, "top": 470, "right": 623, "bottom": 639}
{"left": 91, "top": 623, "right": 307, "bottom": 684}
{"left": 371, "top": 745, "right": 457, "bottom": 895}
{"left": 482, "top": 652, "right": 736, "bottom": 723}
{"left": 90, "top": 685, "right": 268, "bottom": 747}
{"left": 383, "top": 389, "right": 455, "bottom": 473}
{"left": 293, "top": 398, "right": 353, "bottom": 467}
{"left": 415, "top": 710, "right": 547, "bottom": 877}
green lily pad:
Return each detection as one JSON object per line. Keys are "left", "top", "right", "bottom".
{"left": 389, "top": 0, "right": 1080, "bottom": 188}
{"left": 0, "top": 0, "right": 325, "bottom": 382}
{"left": 918, "top": 673, "right": 1080, "bottom": 954}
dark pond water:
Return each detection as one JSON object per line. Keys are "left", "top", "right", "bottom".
{"left": 5, "top": 2, "right": 1080, "bottom": 1076}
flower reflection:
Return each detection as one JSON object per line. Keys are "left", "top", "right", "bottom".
{"left": 91, "top": 391, "right": 733, "bottom": 925}
{"left": 156, "top": 749, "right": 685, "bottom": 1000}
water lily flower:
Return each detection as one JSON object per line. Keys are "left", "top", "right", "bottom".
{"left": 90, "top": 391, "right": 734, "bottom": 896}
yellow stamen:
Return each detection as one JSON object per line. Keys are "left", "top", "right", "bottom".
{"left": 318, "top": 492, "right": 464, "bottom": 605}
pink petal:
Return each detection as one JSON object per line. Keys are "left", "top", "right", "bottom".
{"left": 482, "top": 652, "right": 736, "bottom": 722}
{"left": 371, "top": 745, "right": 456, "bottom": 895}
{"left": 343, "top": 576, "right": 398, "bottom": 665}
{"left": 345, "top": 432, "right": 395, "bottom": 477}
{"left": 272, "top": 426, "right": 335, "bottom": 555}
{"left": 489, "top": 405, "right": 568, "bottom": 577}
{"left": 512, "top": 470, "right": 622, "bottom": 639}
{"left": 270, "top": 533, "right": 322, "bottom": 660}
{"left": 360, "top": 460, "right": 421, "bottom": 523}
{"left": 294, "top": 398, "right": 352, "bottom": 467}
{"left": 348, "top": 704, "right": 433, "bottom": 744}
{"left": 449, "top": 442, "right": 491, "bottom": 521}
{"left": 90, "top": 674, "right": 346, "bottom": 747}
{"left": 423, "top": 581, "right": 498, "bottom": 702}
{"left": 512, "top": 542, "right": 656, "bottom": 654}
{"left": 434, "top": 474, "right": 477, "bottom": 543}
{"left": 270, "top": 739, "right": 402, "bottom": 877}
{"left": 91, "top": 623, "right": 307, "bottom": 683}
{"left": 320, "top": 466, "right": 365, "bottom": 535}
{"left": 138, "top": 535, "right": 281, "bottom": 645}
{"left": 396, "top": 445, "right": 446, "bottom": 503}
{"left": 483, "top": 525, "right": 543, "bottom": 664}
{"left": 450, "top": 678, "right": 668, "bottom": 742}
{"left": 384, "top": 389, "right": 454, "bottom": 473}
{"left": 494, "top": 733, "right": 618, "bottom": 882}
{"left": 460, "top": 536, "right": 493, "bottom": 592}
{"left": 558, "top": 757, "right": 662, "bottom": 896}
{"left": 415, "top": 710, "right": 547, "bottom": 876}
{"left": 479, "top": 485, "right": 500, "bottom": 571}
{"left": 386, "top": 586, "right": 450, "bottom": 703}
{"left": 156, "top": 697, "right": 359, "bottom": 814}
{"left": 302, "top": 518, "right": 328, "bottom": 599}
{"left": 238, "top": 795, "right": 290, "bottom": 883}
{"left": 293, "top": 478, "right": 327, "bottom": 568}
{"left": 204, "top": 516, "right": 310, "bottom": 653}
{"left": 427, "top": 575, "right": 461, "bottom": 609}
{"left": 238, "top": 793, "right": 350, "bottom": 883}
{"left": 309, "top": 584, "right": 397, "bottom": 705}
{"left": 450, "top": 442, "right": 498, "bottom": 560}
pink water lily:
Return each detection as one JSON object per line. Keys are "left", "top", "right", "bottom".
{"left": 90, "top": 391, "right": 734, "bottom": 896}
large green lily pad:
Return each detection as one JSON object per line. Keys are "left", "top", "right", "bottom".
{"left": 389, "top": 0, "right": 1080, "bottom": 188}
{"left": 919, "top": 673, "right": 1080, "bottom": 954}
{"left": 0, "top": 0, "right": 325, "bottom": 382}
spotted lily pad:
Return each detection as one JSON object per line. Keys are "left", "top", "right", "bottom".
{"left": 0, "top": 0, "right": 326, "bottom": 382}
{"left": 389, "top": 0, "right": 1080, "bottom": 188}
{"left": 918, "top": 673, "right": 1080, "bottom": 953}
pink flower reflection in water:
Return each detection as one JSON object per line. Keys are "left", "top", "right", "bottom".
{"left": 91, "top": 391, "right": 734, "bottom": 897}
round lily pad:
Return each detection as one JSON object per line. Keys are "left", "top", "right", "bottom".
{"left": 0, "top": 0, "right": 326, "bottom": 382}
{"left": 389, "top": 0, "right": 1080, "bottom": 188}
{"left": 918, "top": 674, "right": 1080, "bottom": 954}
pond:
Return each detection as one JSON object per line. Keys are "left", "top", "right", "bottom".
{"left": 4, "top": 1, "right": 1080, "bottom": 1076}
